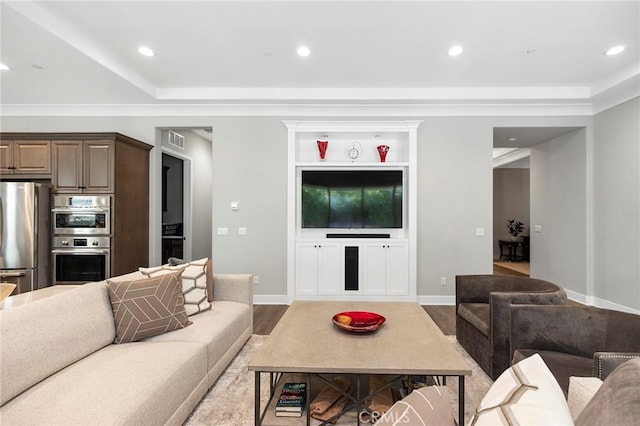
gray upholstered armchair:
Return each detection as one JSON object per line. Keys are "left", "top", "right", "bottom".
{"left": 510, "top": 304, "right": 640, "bottom": 395}
{"left": 455, "top": 275, "right": 567, "bottom": 380}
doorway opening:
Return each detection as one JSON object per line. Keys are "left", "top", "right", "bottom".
{"left": 162, "top": 152, "right": 186, "bottom": 263}
{"left": 492, "top": 126, "right": 582, "bottom": 277}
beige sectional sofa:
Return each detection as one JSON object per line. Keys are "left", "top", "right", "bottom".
{"left": 0, "top": 271, "right": 253, "bottom": 425}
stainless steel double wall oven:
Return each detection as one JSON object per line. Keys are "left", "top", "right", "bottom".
{"left": 51, "top": 195, "right": 111, "bottom": 284}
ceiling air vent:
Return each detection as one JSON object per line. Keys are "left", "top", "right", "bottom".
{"left": 167, "top": 131, "right": 185, "bottom": 149}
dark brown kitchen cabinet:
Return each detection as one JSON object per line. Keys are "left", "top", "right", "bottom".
{"left": 1, "top": 132, "right": 153, "bottom": 277}
{"left": 52, "top": 140, "right": 114, "bottom": 193}
{"left": 0, "top": 140, "right": 51, "bottom": 175}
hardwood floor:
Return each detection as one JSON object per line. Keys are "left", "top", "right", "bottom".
{"left": 253, "top": 304, "right": 456, "bottom": 336}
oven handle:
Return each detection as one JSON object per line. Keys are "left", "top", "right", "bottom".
{"left": 52, "top": 249, "right": 110, "bottom": 255}
{"left": 51, "top": 208, "right": 110, "bottom": 213}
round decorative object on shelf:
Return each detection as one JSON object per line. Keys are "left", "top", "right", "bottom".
{"left": 348, "top": 142, "right": 361, "bottom": 160}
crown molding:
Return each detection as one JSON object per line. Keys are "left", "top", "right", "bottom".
{"left": 0, "top": 101, "right": 595, "bottom": 117}
{"left": 493, "top": 148, "right": 531, "bottom": 168}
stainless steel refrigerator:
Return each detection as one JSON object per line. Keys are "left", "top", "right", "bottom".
{"left": 0, "top": 182, "right": 51, "bottom": 294}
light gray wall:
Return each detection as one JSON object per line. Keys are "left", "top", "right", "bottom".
{"left": 593, "top": 97, "right": 640, "bottom": 311}
{"left": 418, "top": 117, "right": 494, "bottom": 296}
{"left": 4, "top": 111, "right": 638, "bottom": 312}
{"left": 167, "top": 130, "right": 214, "bottom": 260}
{"left": 210, "top": 118, "right": 288, "bottom": 295}
{"left": 493, "top": 169, "right": 530, "bottom": 259}
{"left": 530, "top": 128, "right": 588, "bottom": 296}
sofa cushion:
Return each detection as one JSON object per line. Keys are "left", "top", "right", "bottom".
{"left": 107, "top": 272, "right": 192, "bottom": 344}
{"left": 471, "top": 353, "right": 573, "bottom": 425}
{"left": 376, "top": 386, "right": 454, "bottom": 425}
{"left": 143, "top": 300, "right": 252, "bottom": 371}
{"left": 457, "top": 303, "right": 490, "bottom": 337}
{"left": 0, "top": 341, "right": 208, "bottom": 425}
{"left": 575, "top": 358, "right": 640, "bottom": 426}
{"left": 140, "top": 258, "right": 212, "bottom": 315}
{"left": 0, "top": 282, "right": 115, "bottom": 405}
{"left": 513, "top": 349, "right": 592, "bottom": 396}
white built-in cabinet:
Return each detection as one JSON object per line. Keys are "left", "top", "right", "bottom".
{"left": 285, "top": 120, "right": 422, "bottom": 302}
{"left": 295, "top": 242, "right": 342, "bottom": 296}
{"left": 363, "top": 242, "right": 409, "bottom": 296}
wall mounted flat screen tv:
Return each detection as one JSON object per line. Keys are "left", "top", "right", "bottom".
{"left": 301, "top": 170, "right": 403, "bottom": 228}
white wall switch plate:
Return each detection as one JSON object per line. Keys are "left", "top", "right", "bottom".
{"left": 440, "top": 276, "right": 447, "bottom": 286}
{"left": 253, "top": 275, "right": 259, "bottom": 285}
{"left": 475, "top": 227, "right": 485, "bottom": 236}
{"left": 238, "top": 227, "right": 247, "bottom": 236}
{"left": 216, "top": 227, "right": 229, "bottom": 236}
{"left": 534, "top": 225, "right": 543, "bottom": 233}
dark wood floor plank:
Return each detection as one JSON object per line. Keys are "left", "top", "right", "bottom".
{"left": 493, "top": 264, "right": 529, "bottom": 276}
{"left": 422, "top": 305, "right": 456, "bottom": 335}
{"left": 253, "top": 305, "right": 288, "bottom": 335}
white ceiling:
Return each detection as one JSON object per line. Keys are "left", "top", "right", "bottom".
{"left": 1, "top": 0, "right": 638, "bottom": 108}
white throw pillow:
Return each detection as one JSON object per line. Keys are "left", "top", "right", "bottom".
{"left": 139, "top": 258, "right": 212, "bottom": 316}
{"left": 470, "top": 353, "right": 573, "bottom": 425}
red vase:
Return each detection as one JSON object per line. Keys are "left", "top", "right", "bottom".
{"left": 377, "top": 145, "right": 389, "bottom": 162}
{"left": 317, "top": 140, "right": 328, "bottom": 160}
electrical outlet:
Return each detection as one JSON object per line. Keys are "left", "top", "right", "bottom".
{"left": 534, "top": 225, "right": 543, "bottom": 233}
{"left": 238, "top": 227, "right": 247, "bottom": 236}
{"left": 440, "top": 276, "right": 447, "bottom": 286}
{"left": 253, "top": 275, "right": 260, "bottom": 285}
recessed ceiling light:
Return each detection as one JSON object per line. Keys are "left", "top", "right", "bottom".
{"left": 605, "top": 45, "right": 625, "bottom": 56}
{"left": 296, "top": 45, "right": 311, "bottom": 57}
{"left": 30, "top": 64, "right": 44, "bottom": 70}
{"left": 448, "top": 45, "right": 463, "bottom": 57}
{"left": 508, "top": 137, "right": 518, "bottom": 142}
{"left": 0, "top": 63, "right": 9, "bottom": 71}
{"left": 138, "top": 46, "right": 155, "bottom": 57}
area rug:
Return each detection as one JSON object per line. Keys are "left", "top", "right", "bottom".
{"left": 185, "top": 335, "right": 492, "bottom": 426}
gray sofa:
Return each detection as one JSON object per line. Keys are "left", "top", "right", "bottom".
{"left": 456, "top": 274, "right": 567, "bottom": 380}
{"left": 510, "top": 304, "right": 640, "bottom": 395}
{"left": 0, "top": 271, "right": 253, "bottom": 425}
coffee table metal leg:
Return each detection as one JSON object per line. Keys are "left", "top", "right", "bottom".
{"left": 255, "top": 371, "right": 261, "bottom": 426}
{"left": 459, "top": 375, "right": 465, "bottom": 426}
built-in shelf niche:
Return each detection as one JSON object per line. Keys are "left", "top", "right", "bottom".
{"left": 284, "top": 120, "right": 422, "bottom": 303}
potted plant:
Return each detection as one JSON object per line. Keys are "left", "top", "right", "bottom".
{"left": 507, "top": 219, "right": 524, "bottom": 241}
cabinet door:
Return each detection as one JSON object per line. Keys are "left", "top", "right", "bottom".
{"left": 84, "top": 141, "right": 114, "bottom": 193}
{"left": 317, "top": 243, "right": 341, "bottom": 295}
{"left": 52, "top": 141, "right": 83, "bottom": 193}
{"left": 0, "top": 141, "right": 13, "bottom": 174}
{"left": 13, "top": 141, "right": 51, "bottom": 174}
{"left": 295, "top": 243, "right": 319, "bottom": 295}
{"left": 385, "top": 243, "right": 409, "bottom": 295}
{"left": 363, "top": 244, "right": 387, "bottom": 295}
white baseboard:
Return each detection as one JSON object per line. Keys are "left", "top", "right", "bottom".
{"left": 566, "top": 290, "right": 639, "bottom": 314}
{"left": 254, "top": 292, "right": 639, "bottom": 313}
{"left": 417, "top": 295, "right": 455, "bottom": 305}
{"left": 253, "top": 294, "right": 288, "bottom": 305}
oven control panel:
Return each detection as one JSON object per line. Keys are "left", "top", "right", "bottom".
{"left": 53, "top": 236, "right": 110, "bottom": 249}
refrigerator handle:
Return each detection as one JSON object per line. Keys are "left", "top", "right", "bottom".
{"left": 0, "top": 194, "right": 3, "bottom": 250}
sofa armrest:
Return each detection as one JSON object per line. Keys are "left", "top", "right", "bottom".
{"left": 593, "top": 352, "right": 640, "bottom": 380}
{"left": 213, "top": 274, "right": 253, "bottom": 307}
{"left": 490, "top": 290, "right": 567, "bottom": 377}
{"left": 568, "top": 377, "right": 602, "bottom": 420}
{"left": 510, "top": 305, "right": 607, "bottom": 359}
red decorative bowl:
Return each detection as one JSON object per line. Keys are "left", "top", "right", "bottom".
{"left": 332, "top": 311, "right": 386, "bottom": 333}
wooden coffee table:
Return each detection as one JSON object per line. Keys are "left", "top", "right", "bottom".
{"left": 248, "top": 301, "right": 472, "bottom": 425}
